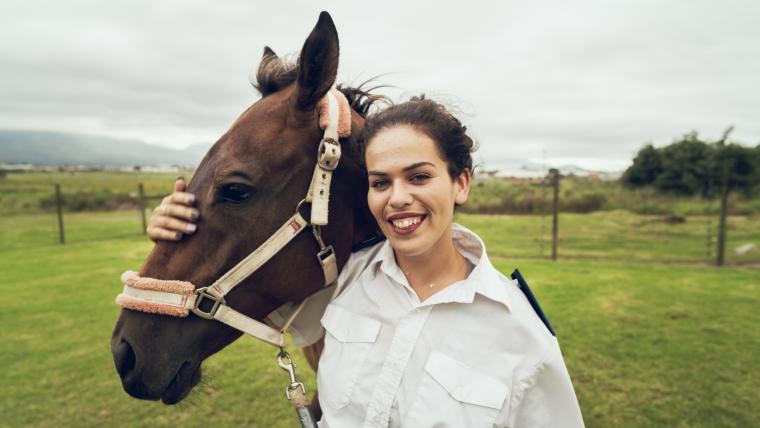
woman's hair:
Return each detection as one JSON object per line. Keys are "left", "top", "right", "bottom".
{"left": 358, "top": 95, "right": 477, "bottom": 179}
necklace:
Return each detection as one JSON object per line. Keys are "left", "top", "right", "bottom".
{"left": 403, "top": 257, "right": 466, "bottom": 291}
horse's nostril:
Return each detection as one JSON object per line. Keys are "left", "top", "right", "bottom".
{"left": 113, "top": 339, "right": 136, "bottom": 377}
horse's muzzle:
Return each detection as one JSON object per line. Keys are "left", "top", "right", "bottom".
{"left": 112, "top": 337, "right": 201, "bottom": 404}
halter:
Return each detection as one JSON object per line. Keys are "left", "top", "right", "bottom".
{"left": 115, "top": 89, "right": 351, "bottom": 425}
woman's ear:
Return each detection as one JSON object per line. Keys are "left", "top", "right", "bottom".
{"left": 454, "top": 168, "right": 471, "bottom": 205}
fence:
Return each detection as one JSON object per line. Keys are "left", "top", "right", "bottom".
{"left": 48, "top": 182, "right": 164, "bottom": 245}
{"left": 1, "top": 170, "right": 758, "bottom": 266}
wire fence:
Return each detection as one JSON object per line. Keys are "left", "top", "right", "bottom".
{"left": 1, "top": 171, "right": 758, "bottom": 266}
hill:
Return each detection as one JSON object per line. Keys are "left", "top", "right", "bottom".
{"left": 0, "top": 129, "right": 208, "bottom": 167}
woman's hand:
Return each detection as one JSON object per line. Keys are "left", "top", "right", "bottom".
{"left": 146, "top": 178, "right": 199, "bottom": 242}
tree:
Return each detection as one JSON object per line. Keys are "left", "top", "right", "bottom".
{"left": 622, "top": 128, "right": 760, "bottom": 266}
{"left": 621, "top": 144, "right": 661, "bottom": 187}
{"left": 623, "top": 130, "right": 759, "bottom": 198}
{"left": 653, "top": 134, "right": 713, "bottom": 196}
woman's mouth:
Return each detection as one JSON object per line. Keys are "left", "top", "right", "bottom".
{"left": 388, "top": 214, "right": 426, "bottom": 235}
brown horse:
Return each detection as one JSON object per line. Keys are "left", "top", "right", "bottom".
{"left": 110, "top": 12, "right": 379, "bottom": 407}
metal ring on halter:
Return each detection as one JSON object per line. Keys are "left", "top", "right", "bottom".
{"left": 295, "top": 198, "right": 312, "bottom": 222}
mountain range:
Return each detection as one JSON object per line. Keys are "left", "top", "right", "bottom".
{"left": 0, "top": 129, "right": 618, "bottom": 178}
{"left": 0, "top": 129, "right": 208, "bottom": 167}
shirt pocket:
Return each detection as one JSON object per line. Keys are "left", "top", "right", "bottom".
{"left": 318, "top": 303, "right": 382, "bottom": 410}
{"left": 405, "top": 351, "right": 510, "bottom": 427}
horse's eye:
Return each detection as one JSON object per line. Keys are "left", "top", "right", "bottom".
{"left": 219, "top": 183, "right": 254, "bottom": 204}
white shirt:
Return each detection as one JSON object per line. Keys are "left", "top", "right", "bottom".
{"left": 312, "top": 224, "right": 584, "bottom": 428}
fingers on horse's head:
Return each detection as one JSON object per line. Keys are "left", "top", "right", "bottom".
{"left": 296, "top": 11, "right": 339, "bottom": 110}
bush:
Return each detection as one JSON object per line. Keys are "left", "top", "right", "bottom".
{"left": 38, "top": 191, "right": 138, "bottom": 212}
{"left": 561, "top": 193, "right": 608, "bottom": 213}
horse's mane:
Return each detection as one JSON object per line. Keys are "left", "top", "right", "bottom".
{"left": 252, "top": 54, "right": 388, "bottom": 118}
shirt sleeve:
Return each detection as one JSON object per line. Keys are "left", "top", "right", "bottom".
{"left": 507, "top": 338, "right": 585, "bottom": 428}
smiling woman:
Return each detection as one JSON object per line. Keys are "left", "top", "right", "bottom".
{"left": 312, "top": 97, "right": 585, "bottom": 427}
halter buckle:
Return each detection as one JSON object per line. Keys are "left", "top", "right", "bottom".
{"left": 317, "top": 138, "right": 340, "bottom": 171}
{"left": 191, "top": 287, "right": 225, "bottom": 319}
{"left": 317, "top": 245, "right": 335, "bottom": 264}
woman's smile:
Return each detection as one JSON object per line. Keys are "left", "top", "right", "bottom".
{"left": 387, "top": 212, "right": 427, "bottom": 235}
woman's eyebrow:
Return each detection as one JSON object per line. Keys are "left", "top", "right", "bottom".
{"left": 368, "top": 161, "right": 434, "bottom": 177}
{"left": 402, "top": 161, "right": 434, "bottom": 172}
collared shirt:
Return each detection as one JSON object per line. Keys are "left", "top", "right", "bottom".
{"left": 313, "top": 224, "right": 584, "bottom": 428}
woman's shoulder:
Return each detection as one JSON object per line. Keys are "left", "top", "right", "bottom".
{"left": 339, "top": 237, "right": 385, "bottom": 283}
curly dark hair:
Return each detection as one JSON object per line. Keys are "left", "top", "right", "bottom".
{"left": 358, "top": 95, "right": 477, "bottom": 179}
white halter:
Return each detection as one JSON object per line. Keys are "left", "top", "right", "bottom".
{"left": 116, "top": 90, "right": 347, "bottom": 348}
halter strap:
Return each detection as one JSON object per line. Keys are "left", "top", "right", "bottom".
{"left": 116, "top": 89, "right": 349, "bottom": 348}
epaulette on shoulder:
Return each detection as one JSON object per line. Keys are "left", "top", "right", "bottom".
{"left": 510, "top": 269, "right": 556, "bottom": 336}
{"left": 351, "top": 235, "right": 386, "bottom": 253}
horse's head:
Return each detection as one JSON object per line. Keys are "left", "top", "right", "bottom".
{"left": 110, "top": 12, "right": 378, "bottom": 404}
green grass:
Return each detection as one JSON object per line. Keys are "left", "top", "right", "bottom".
{"left": 1, "top": 213, "right": 758, "bottom": 427}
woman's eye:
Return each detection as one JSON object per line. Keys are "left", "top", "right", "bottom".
{"left": 410, "top": 174, "right": 430, "bottom": 183}
{"left": 219, "top": 183, "right": 254, "bottom": 203}
{"left": 370, "top": 179, "right": 389, "bottom": 189}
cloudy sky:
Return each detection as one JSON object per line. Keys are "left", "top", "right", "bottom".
{"left": 2, "top": 0, "right": 758, "bottom": 171}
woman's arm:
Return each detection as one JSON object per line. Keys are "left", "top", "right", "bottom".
{"left": 146, "top": 178, "right": 200, "bottom": 242}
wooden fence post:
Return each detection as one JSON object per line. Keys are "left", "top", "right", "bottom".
{"left": 138, "top": 183, "right": 147, "bottom": 234}
{"left": 55, "top": 184, "right": 65, "bottom": 244}
{"left": 550, "top": 168, "right": 560, "bottom": 261}
{"left": 716, "top": 163, "right": 729, "bottom": 266}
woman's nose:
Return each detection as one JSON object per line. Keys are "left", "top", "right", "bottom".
{"left": 388, "top": 182, "right": 413, "bottom": 209}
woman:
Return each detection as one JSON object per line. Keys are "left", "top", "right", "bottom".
{"left": 148, "top": 97, "right": 584, "bottom": 427}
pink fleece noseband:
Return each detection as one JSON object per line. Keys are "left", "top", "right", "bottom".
{"left": 115, "top": 271, "right": 196, "bottom": 317}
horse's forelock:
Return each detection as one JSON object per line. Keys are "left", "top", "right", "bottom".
{"left": 251, "top": 52, "right": 299, "bottom": 97}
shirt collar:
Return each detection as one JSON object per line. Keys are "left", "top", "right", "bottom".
{"left": 369, "top": 224, "right": 512, "bottom": 311}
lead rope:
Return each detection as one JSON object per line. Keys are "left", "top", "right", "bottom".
{"left": 278, "top": 350, "right": 318, "bottom": 428}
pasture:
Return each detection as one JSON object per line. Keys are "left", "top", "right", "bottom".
{"left": 1, "top": 210, "right": 758, "bottom": 427}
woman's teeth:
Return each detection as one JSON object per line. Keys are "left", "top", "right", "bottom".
{"left": 391, "top": 216, "right": 422, "bottom": 229}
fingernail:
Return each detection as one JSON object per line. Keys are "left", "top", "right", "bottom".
{"left": 175, "top": 232, "right": 183, "bottom": 240}
{"left": 186, "top": 223, "right": 197, "bottom": 233}
{"left": 187, "top": 195, "right": 195, "bottom": 204}
{"left": 190, "top": 211, "right": 199, "bottom": 221}
{"left": 177, "top": 176, "right": 185, "bottom": 181}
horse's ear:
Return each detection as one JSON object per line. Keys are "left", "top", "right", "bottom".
{"left": 262, "top": 46, "right": 278, "bottom": 61}
{"left": 295, "top": 11, "right": 339, "bottom": 110}
{"left": 252, "top": 46, "right": 288, "bottom": 95}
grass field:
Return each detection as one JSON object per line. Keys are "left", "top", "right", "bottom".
{"left": 1, "top": 212, "right": 758, "bottom": 427}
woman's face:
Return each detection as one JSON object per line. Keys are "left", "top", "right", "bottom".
{"left": 365, "top": 125, "right": 470, "bottom": 258}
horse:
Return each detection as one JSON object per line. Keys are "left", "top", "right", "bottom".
{"left": 110, "top": 12, "right": 380, "bottom": 414}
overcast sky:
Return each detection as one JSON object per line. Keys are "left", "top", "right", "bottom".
{"left": 1, "top": 0, "right": 758, "bottom": 171}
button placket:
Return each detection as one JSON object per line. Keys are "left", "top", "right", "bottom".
{"left": 363, "top": 307, "right": 432, "bottom": 428}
